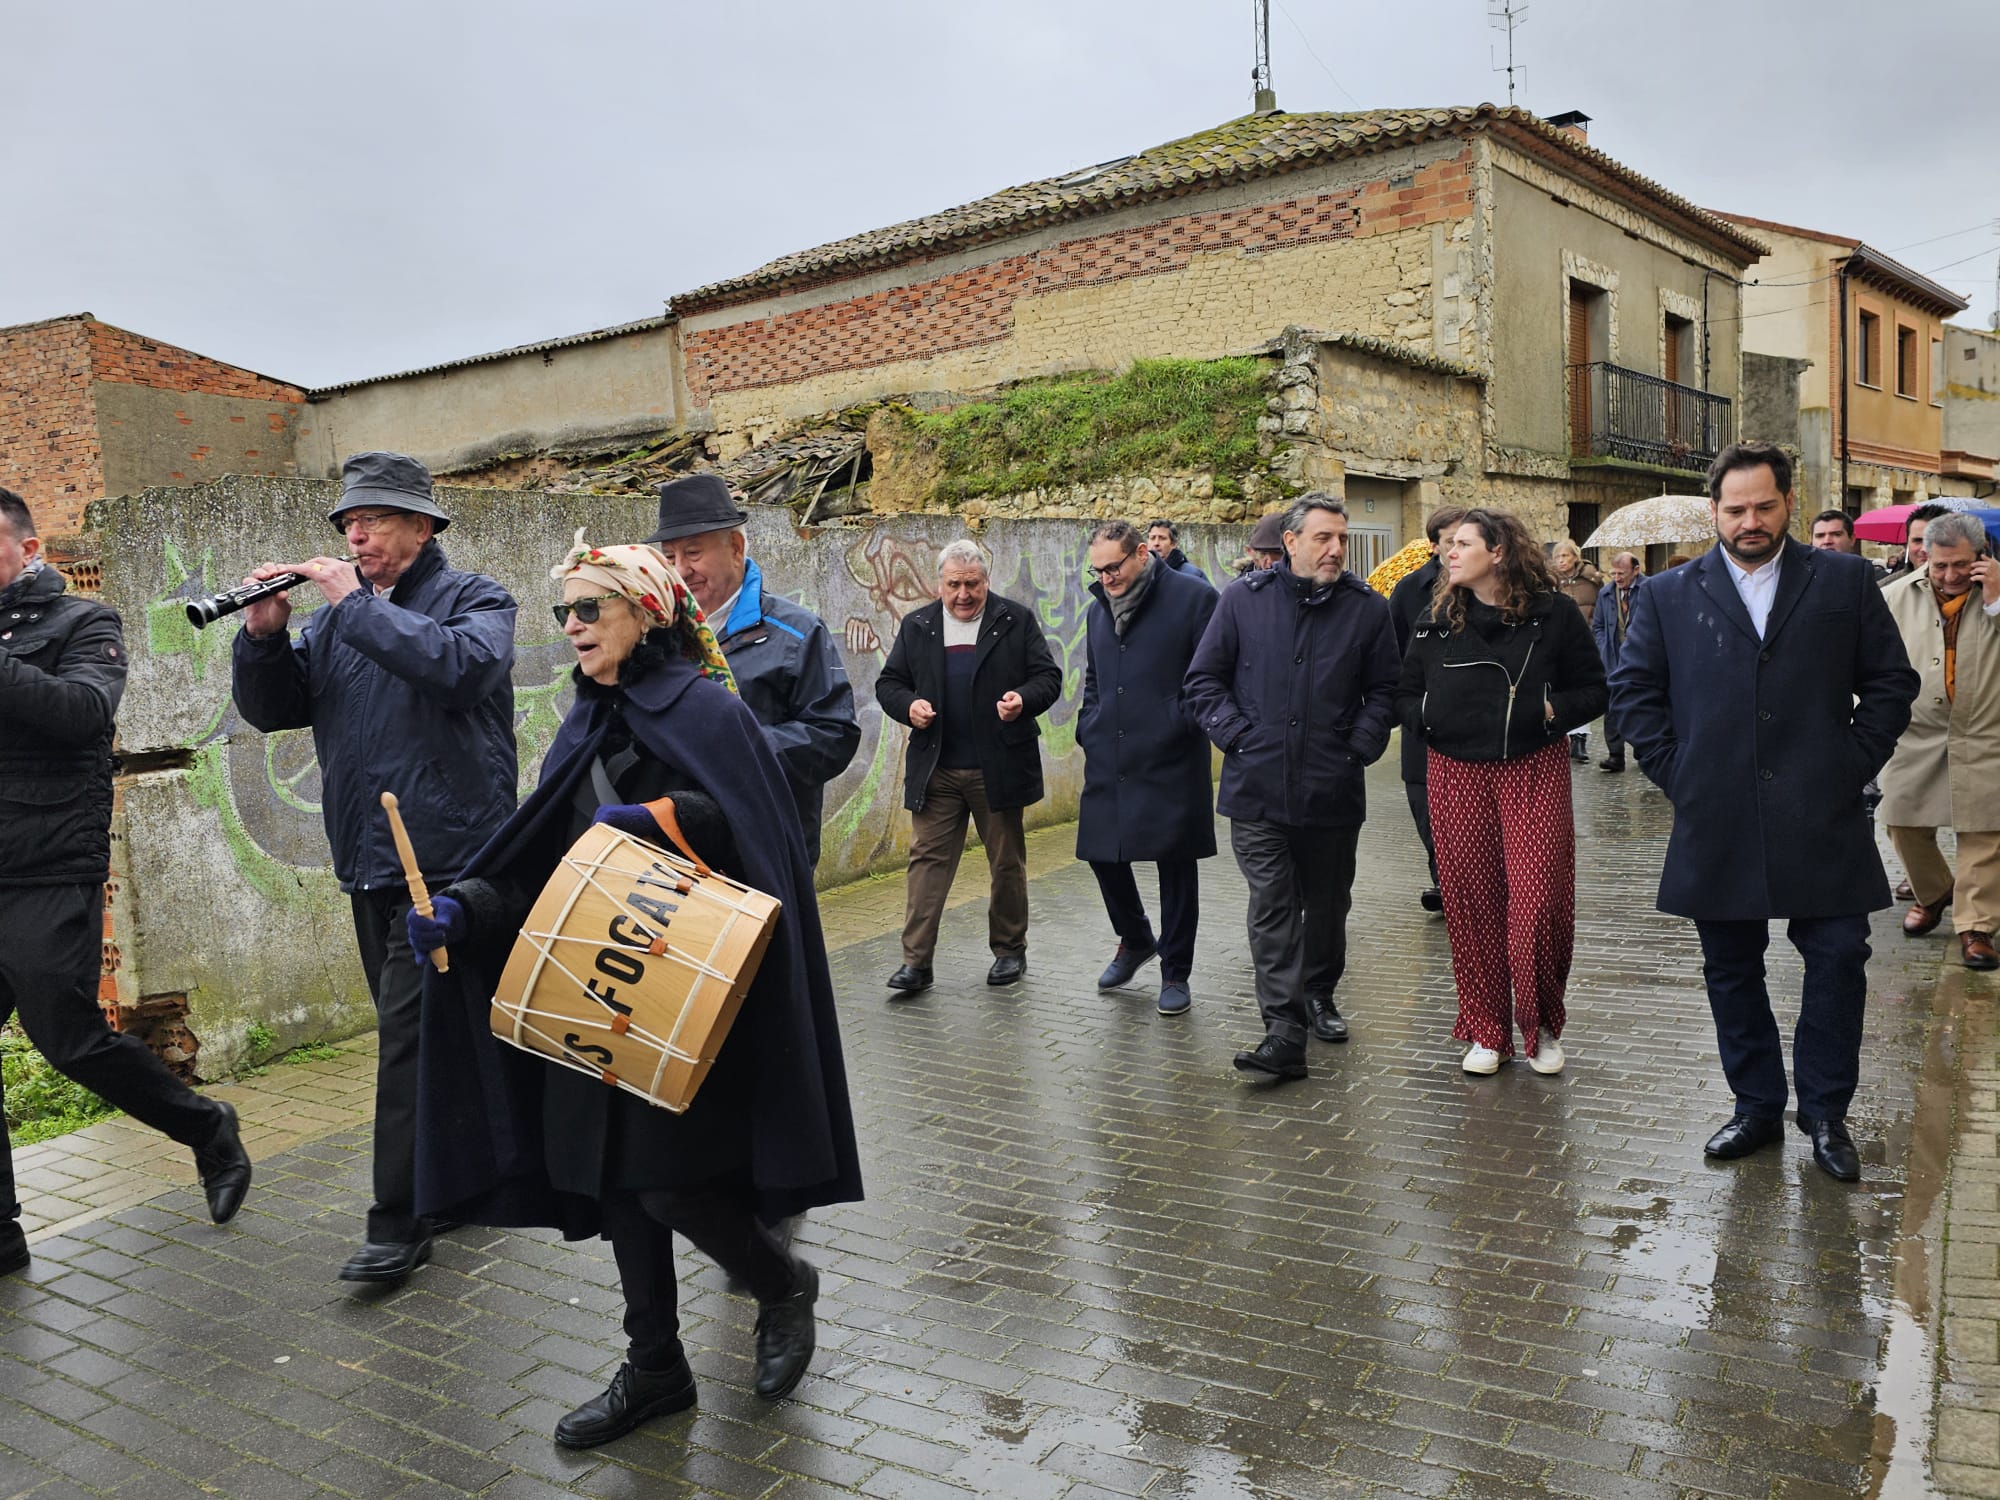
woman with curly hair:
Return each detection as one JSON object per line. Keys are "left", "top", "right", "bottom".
{"left": 1394, "top": 509, "right": 1607, "bottom": 1076}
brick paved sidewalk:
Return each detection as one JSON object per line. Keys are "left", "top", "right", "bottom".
{"left": 1, "top": 758, "right": 1991, "bottom": 1498}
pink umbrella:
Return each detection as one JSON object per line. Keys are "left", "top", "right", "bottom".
{"left": 1852, "top": 497, "right": 1986, "bottom": 543}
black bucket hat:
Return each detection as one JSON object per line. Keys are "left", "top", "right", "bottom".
{"left": 646, "top": 474, "right": 749, "bottom": 544}
{"left": 328, "top": 451, "right": 452, "bottom": 533}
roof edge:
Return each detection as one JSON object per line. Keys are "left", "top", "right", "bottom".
{"left": 309, "top": 313, "right": 675, "bottom": 397}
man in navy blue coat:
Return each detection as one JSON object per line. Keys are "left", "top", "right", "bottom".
{"left": 1078, "top": 521, "right": 1220, "bottom": 1017}
{"left": 233, "top": 452, "right": 518, "bottom": 1280}
{"left": 1610, "top": 442, "right": 1917, "bottom": 1181}
{"left": 1186, "top": 495, "right": 1400, "bottom": 1081}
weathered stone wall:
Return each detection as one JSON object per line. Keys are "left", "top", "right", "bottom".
{"left": 88, "top": 478, "right": 1246, "bottom": 1068}
{"left": 1945, "top": 324, "right": 2000, "bottom": 465}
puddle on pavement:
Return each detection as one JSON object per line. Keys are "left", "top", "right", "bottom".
{"left": 1591, "top": 1194, "right": 1719, "bottom": 1328}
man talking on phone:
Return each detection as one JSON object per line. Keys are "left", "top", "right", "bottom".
{"left": 1877, "top": 512, "right": 2000, "bottom": 970}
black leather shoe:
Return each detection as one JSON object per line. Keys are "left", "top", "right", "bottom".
{"left": 1308, "top": 995, "right": 1348, "bottom": 1043}
{"left": 1232, "top": 1035, "right": 1308, "bottom": 1080}
{"left": 553, "top": 1356, "right": 697, "bottom": 1448}
{"left": 338, "top": 1236, "right": 433, "bottom": 1284}
{"left": 1419, "top": 887, "right": 1444, "bottom": 913}
{"left": 1096, "top": 940, "right": 1157, "bottom": 989}
{"left": 1799, "top": 1116, "right": 1860, "bottom": 1182}
{"left": 0, "top": 1221, "right": 28, "bottom": 1278}
{"left": 884, "top": 964, "right": 932, "bottom": 995}
{"left": 194, "top": 1102, "right": 252, "bottom": 1224}
{"left": 1598, "top": 756, "right": 1625, "bottom": 773}
{"left": 1702, "top": 1113, "right": 1783, "bottom": 1160}
{"left": 986, "top": 954, "right": 1025, "bottom": 986}
{"left": 753, "top": 1261, "right": 819, "bottom": 1399}
{"left": 1568, "top": 739, "right": 1589, "bottom": 763}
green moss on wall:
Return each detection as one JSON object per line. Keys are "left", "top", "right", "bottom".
{"left": 892, "top": 358, "right": 1272, "bottom": 504}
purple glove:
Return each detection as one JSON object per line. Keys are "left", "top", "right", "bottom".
{"left": 593, "top": 803, "right": 664, "bottom": 842}
{"left": 405, "top": 895, "right": 466, "bottom": 967}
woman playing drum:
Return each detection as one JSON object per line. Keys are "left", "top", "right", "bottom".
{"left": 406, "top": 532, "right": 861, "bottom": 1448}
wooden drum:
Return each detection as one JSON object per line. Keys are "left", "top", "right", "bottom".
{"left": 490, "top": 806, "right": 781, "bottom": 1113}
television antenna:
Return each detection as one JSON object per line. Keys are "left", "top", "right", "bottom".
{"left": 1489, "top": 0, "right": 1527, "bottom": 106}
{"left": 1252, "top": 0, "right": 1276, "bottom": 113}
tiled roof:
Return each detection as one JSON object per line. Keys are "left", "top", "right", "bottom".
{"left": 675, "top": 106, "right": 1767, "bottom": 311}
{"left": 1290, "top": 330, "right": 1483, "bottom": 381}
{"left": 309, "top": 315, "right": 672, "bottom": 397}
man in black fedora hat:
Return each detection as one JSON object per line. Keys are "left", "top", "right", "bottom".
{"left": 231, "top": 451, "right": 519, "bottom": 1284}
{"left": 648, "top": 474, "right": 859, "bottom": 866}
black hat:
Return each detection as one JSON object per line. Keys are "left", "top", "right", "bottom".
{"left": 646, "top": 474, "right": 748, "bottom": 544}
{"left": 328, "top": 451, "right": 451, "bottom": 533}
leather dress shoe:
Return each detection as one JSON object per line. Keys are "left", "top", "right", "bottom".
{"left": 1419, "top": 887, "right": 1444, "bottom": 913}
{"left": 1963, "top": 931, "right": 2000, "bottom": 971}
{"left": 884, "top": 964, "right": 932, "bottom": 995}
{"left": 986, "top": 954, "right": 1025, "bottom": 986}
{"left": 1308, "top": 995, "right": 1348, "bottom": 1043}
{"left": 1798, "top": 1115, "right": 1860, "bottom": 1182}
{"left": 554, "top": 1356, "right": 697, "bottom": 1448}
{"left": 1598, "top": 756, "right": 1625, "bottom": 773}
{"left": 0, "top": 1221, "right": 28, "bottom": 1278}
{"left": 1232, "top": 1035, "right": 1308, "bottom": 1080}
{"left": 1894, "top": 879, "right": 1914, "bottom": 901}
{"left": 338, "top": 1236, "right": 433, "bottom": 1284}
{"left": 1703, "top": 1113, "right": 1784, "bottom": 1160}
{"left": 1903, "top": 885, "right": 1952, "bottom": 936}
{"left": 1097, "top": 940, "right": 1157, "bottom": 989}
{"left": 194, "top": 1102, "right": 252, "bottom": 1224}
{"left": 754, "top": 1261, "right": 819, "bottom": 1399}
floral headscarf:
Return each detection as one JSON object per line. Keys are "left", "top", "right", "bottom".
{"left": 552, "top": 529, "right": 737, "bottom": 694}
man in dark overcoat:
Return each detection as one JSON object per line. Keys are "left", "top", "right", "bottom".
{"left": 876, "top": 540, "right": 1063, "bottom": 993}
{"left": 1186, "top": 494, "right": 1401, "bottom": 1080}
{"left": 1388, "top": 505, "right": 1465, "bottom": 920}
{"left": 1590, "top": 552, "right": 1644, "bottom": 772}
{"left": 1077, "top": 521, "right": 1220, "bottom": 1016}
{"left": 232, "top": 452, "right": 518, "bottom": 1283}
{"left": 1610, "top": 442, "right": 1917, "bottom": 1182}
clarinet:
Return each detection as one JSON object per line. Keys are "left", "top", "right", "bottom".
{"left": 184, "top": 559, "right": 358, "bottom": 629}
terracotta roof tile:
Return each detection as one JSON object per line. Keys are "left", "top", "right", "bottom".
{"left": 675, "top": 106, "right": 1764, "bottom": 313}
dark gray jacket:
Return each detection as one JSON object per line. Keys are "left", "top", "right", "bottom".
{"left": 231, "top": 542, "right": 519, "bottom": 893}
{"left": 0, "top": 566, "right": 126, "bottom": 886}
{"left": 714, "top": 558, "right": 860, "bottom": 865}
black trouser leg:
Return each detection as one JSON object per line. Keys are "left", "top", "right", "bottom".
{"left": 1154, "top": 859, "right": 1201, "bottom": 984}
{"left": 0, "top": 885, "right": 221, "bottom": 1221}
{"left": 1299, "top": 824, "right": 1360, "bottom": 1000}
{"left": 603, "top": 1193, "right": 685, "bottom": 1371}
{"left": 351, "top": 891, "right": 424, "bottom": 1244}
{"left": 643, "top": 1188, "right": 797, "bottom": 1304}
{"left": 1405, "top": 778, "right": 1440, "bottom": 888}
{"left": 1230, "top": 820, "right": 1309, "bottom": 1046}
{"left": 1089, "top": 861, "right": 1157, "bottom": 953}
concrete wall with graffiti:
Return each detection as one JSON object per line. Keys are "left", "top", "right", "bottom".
{"left": 92, "top": 477, "right": 1245, "bottom": 1066}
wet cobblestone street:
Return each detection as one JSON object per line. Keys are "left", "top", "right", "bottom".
{"left": 0, "top": 753, "right": 1982, "bottom": 1499}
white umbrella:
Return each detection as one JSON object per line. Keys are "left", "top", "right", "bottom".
{"left": 1581, "top": 495, "right": 1712, "bottom": 550}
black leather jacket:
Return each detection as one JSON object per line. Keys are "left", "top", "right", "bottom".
{"left": 0, "top": 565, "right": 127, "bottom": 886}
{"left": 1394, "top": 591, "right": 1607, "bottom": 764}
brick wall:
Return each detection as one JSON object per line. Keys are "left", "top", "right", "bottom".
{"left": 0, "top": 318, "right": 103, "bottom": 531}
{"left": 683, "top": 153, "right": 1474, "bottom": 418}
{"left": 86, "top": 322, "right": 304, "bottom": 405}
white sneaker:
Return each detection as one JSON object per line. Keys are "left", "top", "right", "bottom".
{"left": 1527, "top": 1039, "right": 1565, "bottom": 1075}
{"left": 1461, "top": 1045, "right": 1503, "bottom": 1075}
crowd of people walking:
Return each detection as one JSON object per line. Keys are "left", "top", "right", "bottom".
{"left": 0, "top": 430, "right": 1982, "bottom": 1444}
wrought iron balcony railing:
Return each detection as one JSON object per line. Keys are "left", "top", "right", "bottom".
{"left": 1567, "top": 362, "right": 1734, "bottom": 473}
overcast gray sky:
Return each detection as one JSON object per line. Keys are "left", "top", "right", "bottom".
{"left": 7, "top": 0, "right": 1995, "bottom": 389}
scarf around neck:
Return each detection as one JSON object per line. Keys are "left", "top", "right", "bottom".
{"left": 1107, "top": 554, "right": 1157, "bottom": 637}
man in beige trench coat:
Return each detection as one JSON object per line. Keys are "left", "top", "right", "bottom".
{"left": 1879, "top": 512, "right": 2000, "bottom": 969}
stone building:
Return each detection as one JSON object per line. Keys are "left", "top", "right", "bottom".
{"left": 1944, "top": 323, "right": 2000, "bottom": 482}
{"left": 1718, "top": 214, "right": 1992, "bottom": 512}
{"left": 0, "top": 313, "right": 306, "bottom": 535}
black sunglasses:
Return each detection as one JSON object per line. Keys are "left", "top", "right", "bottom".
{"left": 551, "top": 593, "right": 620, "bottom": 626}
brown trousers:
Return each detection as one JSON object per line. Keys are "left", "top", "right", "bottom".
{"left": 1889, "top": 825, "right": 2000, "bottom": 936}
{"left": 901, "top": 767, "right": 1028, "bottom": 967}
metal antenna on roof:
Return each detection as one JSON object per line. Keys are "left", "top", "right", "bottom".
{"left": 1489, "top": 0, "right": 1527, "bottom": 107}
{"left": 1252, "top": 0, "right": 1277, "bottom": 114}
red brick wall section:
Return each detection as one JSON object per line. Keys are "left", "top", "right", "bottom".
{"left": 86, "top": 321, "right": 305, "bottom": 404}
{"left": 0, "top": 318, "right": 104, "bottom": 532}
{"left": 683, "top": 154, "right": 1473, "bottom": 403}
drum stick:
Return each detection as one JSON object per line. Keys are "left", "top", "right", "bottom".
{"left": 380, "top": 792, "right": 450, "bottom": 973}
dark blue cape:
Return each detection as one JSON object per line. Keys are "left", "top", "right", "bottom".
{"left": 412, "top": 653, "right": 864, "bottom": 1233}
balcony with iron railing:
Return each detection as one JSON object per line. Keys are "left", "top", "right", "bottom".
{"left": 1567, "top": 362, "right": 1734, "bottom": 473}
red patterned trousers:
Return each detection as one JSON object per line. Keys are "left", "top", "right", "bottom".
{"left": 1427, "top": 740, "right": 1576, "bottom": 1057}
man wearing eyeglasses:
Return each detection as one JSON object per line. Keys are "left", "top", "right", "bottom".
{"left": 231, "top": 451, "right": 518, "bottom": 1285}
{"left": 1078, "top": 521, "right": 1219, "bottom": 1015}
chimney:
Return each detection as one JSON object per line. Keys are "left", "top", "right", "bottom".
{"left": 1254, "top": 87, "right": 1279, "bottom": 115}
{"left": 1546, "top": 109, "right": 1592, "bottom": 143}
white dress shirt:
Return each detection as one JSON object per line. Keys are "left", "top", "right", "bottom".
{"left": 1723, "top": 549, "right": 1782, "bottom": 638}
